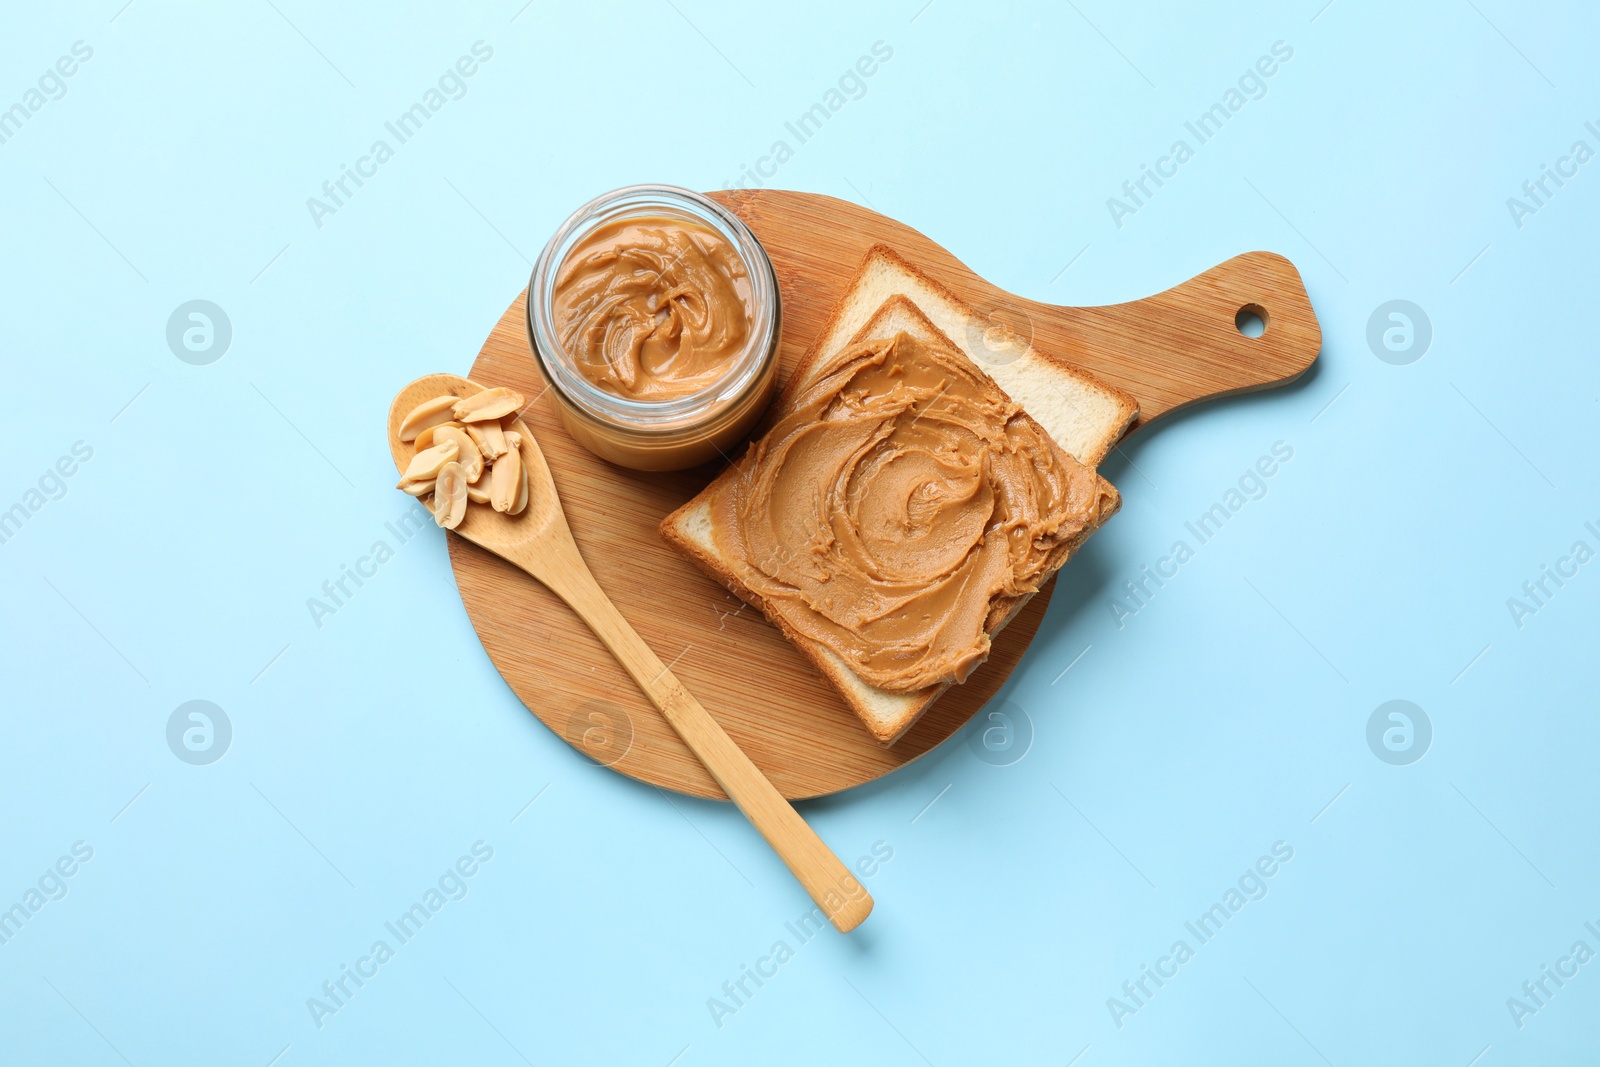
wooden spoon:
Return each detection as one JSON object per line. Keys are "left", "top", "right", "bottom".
{"left": 387, "top": 373, "right": 873, "bottom": 933}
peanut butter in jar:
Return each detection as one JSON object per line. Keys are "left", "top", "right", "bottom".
{"left": 528, "top": 187, "right": 781, "bottom": 472}
{"left": 553, "top": 215, "right": 754, "bottom": 401}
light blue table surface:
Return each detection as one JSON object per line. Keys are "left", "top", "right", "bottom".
{"left": 2, "top": 1, "right": 1596, "bottom": 1064}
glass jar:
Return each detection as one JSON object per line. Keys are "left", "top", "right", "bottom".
{"left": 526, "top": 184, "right": 781, "bottom": 471}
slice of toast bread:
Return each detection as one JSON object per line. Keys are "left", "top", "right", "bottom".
{"left": 660, "top": 246, "right": 1137, "bottom": 744}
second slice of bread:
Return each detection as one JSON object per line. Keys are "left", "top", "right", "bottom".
{"left": 661, "top": 246, "right": 1137, "bottom": 744}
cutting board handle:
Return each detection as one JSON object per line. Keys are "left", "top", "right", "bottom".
{"left": 1049, "top": 250, "right": 1323, "bottom": 433}
{"left": 713, "top": 191, "right": 1323, "bottom": 436}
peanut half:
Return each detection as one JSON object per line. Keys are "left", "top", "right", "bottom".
{"left": 489, "top": 431, "right": 522, "bottom": 513}
{"left": 398, "top": 440, "right": 459, "bottom": 486}
{"left": 505, "top": 431, "right": 529, "bottom": 516}
{"left": 432, "top": 461, "right": 468, "bottom": 529}
{"left": 398, "top": 395, "right": 460, "bottom": 442}
{"left": 400, "top": 478, "right": 436, "bottom": 498}
{"left": 464, "top": 420, "right": 507, "bottom": 460}
{"left": 454, "top": 387, "right": 524, "bottom": 423}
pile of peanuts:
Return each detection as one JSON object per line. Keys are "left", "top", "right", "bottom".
{"left": 396, "top": 386, "right": 530, "bottom": 529}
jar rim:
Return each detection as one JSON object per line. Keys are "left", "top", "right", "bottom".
{"left": 526, "top": 185, "right": 779, "bottom": 434}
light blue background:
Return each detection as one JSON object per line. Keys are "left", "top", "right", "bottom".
{"left": 2, "top": 1, "right": 1596, "bottom": 1064}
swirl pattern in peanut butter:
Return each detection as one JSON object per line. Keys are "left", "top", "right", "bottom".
{"left": 711, "top": 330, "right": 1117, "bottom": 692}
{"left": 553, "top": 216, "right": 752, "bottom": 401}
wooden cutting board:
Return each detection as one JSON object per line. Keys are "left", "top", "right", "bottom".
{"left": 452, "top": 189, "right": 1321, "bottom": 800}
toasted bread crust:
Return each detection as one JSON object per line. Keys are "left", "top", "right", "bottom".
{"left": 808, "top": 245, "right": 1140, "bottom": 466}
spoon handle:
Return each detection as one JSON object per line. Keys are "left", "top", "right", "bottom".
{"left": 536, "top": 546, "right": 874, "bottom": 933}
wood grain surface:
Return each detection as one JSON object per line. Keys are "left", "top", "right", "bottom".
{"left": 451, "top": 189, "right": 1321, "bottom": 800}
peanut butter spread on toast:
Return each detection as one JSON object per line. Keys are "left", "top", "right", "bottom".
{"left": 708, "top": 331, "right": 1115, "bottom": 692}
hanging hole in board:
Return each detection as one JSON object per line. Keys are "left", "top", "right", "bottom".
{"left": 1235, "top": 303, "right": 1268, "bottom": 338}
